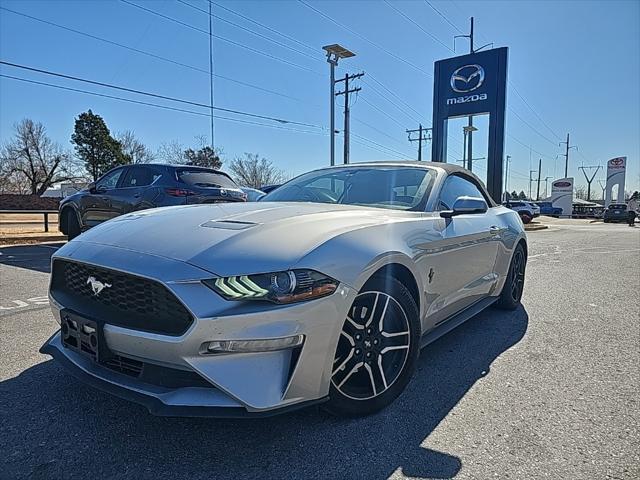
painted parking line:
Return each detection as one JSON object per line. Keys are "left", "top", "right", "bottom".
{"left": 0, "top": 296, "right": 49, "bottom": 311}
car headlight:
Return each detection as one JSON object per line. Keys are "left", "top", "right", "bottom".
{"left": 203, "top": 269, "right": 338, "bottom": 304}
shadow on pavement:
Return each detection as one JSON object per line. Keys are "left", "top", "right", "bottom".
{"left": 0, "top": 243, "right": 63, "bottom": 274}
{"left": 0, "top": 306, "right": 528, "bottom": 480}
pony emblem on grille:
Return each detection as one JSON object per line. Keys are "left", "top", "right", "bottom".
{"left": 87, "top": 276, "right": 112, "bottom": 296}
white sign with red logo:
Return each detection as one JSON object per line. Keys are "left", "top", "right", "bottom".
{"left": 605, "top": 157, "right": 626, "bottom": 208}
{"left": 550, "top": 177, "right": 574, "bottom": 217}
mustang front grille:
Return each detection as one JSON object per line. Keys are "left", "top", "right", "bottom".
{"left": 51, "top": 259, "right": 193, "bottom": 336}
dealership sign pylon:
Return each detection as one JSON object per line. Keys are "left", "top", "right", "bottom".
{"left": 431, "top": 47, "right": 508, "bottom": 202}
{"left": 604, "top": 157, "right": 626, "bottom": 207}
{"left": 550, "top": 178, "right": 574, "bottom": 218}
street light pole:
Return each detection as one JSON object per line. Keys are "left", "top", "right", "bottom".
{"left": 323, "top": 44, "right": 355, "bottom": 167}
{"left": 329, "top": 58, "right": 336, "bottom": 166}
{"left": 462, "top": 125, "right": 478, "bottom": 170}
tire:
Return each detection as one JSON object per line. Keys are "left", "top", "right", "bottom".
{"left": 496, "top": 243, "right": 526, "bottom": 310}
{"left": 324, "top": 275, "right": 421, "bottom": 417}
{"left": 65, "top": 209, "right": 81, "bottom": 240}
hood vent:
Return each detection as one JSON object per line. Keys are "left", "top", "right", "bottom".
{"left": 201, "top": 220, "right": 257, "bottom": 230}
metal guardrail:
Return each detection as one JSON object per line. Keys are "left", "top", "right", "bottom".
{"left": 0, "top": 209, "right": 59, "bottom": 232}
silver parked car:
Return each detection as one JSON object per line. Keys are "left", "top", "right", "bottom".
{"left": 41, "top": 162, "right": 527, "bottom": 417}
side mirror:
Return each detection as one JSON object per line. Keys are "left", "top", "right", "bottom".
{"left": 441, "top": 196, "right": 488, "bottom": 218}
{"left": 87, "top": 182, "right": 97, "bottom": 194}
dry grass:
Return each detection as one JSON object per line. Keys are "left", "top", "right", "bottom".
{"left": 0, "top": 213, "right": 59, "bottom": 222}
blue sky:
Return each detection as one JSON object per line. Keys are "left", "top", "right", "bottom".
{"left": 1, "top": 0, "right": 638, "bottom": 196}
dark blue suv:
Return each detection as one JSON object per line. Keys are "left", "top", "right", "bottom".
{"left": 59, "top": 164, "right": 245, "bottom": 239}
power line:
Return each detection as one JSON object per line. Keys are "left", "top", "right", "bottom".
{"left": 298, "top": 0, "right": 433, "bottom": 78}
{"left": 176, "top": 0, "right": 323, "bottom": 61}
{"left": 506, "top": 133, "right": 555, "bottom": 161}
{"left": 207, "top": 1, "right": 319, "bottom": 55}
{"left": 185, "top": 0, "right": 430, "bottom": 131}
{"left": 120, "top": 0, "right": 321, "bottom": 74}
{"left": 0, "top": 73, "right": 325, "bottom": 135}
{"left": 0, "top": 61, "right": 323, "bottom": 128}
{"left": 509, "top": 83, "right": 563, "bottom": 141}
{"left": 2, "top": 72, "right": 407, "bottom": 159}
{"left": 364, "top": 73, "right": 426, "bottom": 122}
{"left": 351, "top": 133, "right": 414, "bottom": 160}
{"left": 359, "top": 97, "right": 408, "bottom": 130}
{"left": 186, "top": 0, "right": 430, "bottom": 135}
{"left": 361, "top": 80, "right": 422, "bottom": 125}
{"left": 414, "top": 2, "right": 567, "bottom": 163}
{"left": 0, "top": 7, "right": 308, "bottom": 103}
{"left": 382, "top": 0, "right": 454, "bottom": 52}
{"left": 352, "top": 116, "right": 413, "bottom": 151}
{"left": 508, "top": 106, "right": 559, "bottom": 147}
{"left": 423, "top": 0, "right": 463, "bottom": 34}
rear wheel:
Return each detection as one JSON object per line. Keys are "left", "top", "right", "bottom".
{"left": 324, "top": 275, "right": 420, "bottom": 417}
{"left": 496, "top": 243, "right": 526, "bottom": 310}
{"left": 65, "top": 209, "right": 81, "bottom": 240}
{"left": 520, "top": 212, "right": 532, "bottom": 224}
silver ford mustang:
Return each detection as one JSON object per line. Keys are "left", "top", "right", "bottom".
{"left": 41, "top": 162, "right": 527, "bottom": 417}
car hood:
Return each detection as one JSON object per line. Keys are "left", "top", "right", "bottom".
{"left": 72, "top": 202, "right": 413, "bottom": 276}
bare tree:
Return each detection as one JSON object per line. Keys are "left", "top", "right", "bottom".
{"left": 0, "top": 119, "right": 79, "bottom": 195}
{"left": 228, "top": 153, "right": 287, "bottom": 189}
{"left": 156, "top": 140, "right": 185, "bottom": 164}
{"left": 117, "top": 130, "right": 155, "bottom": 164}
{"left": 156, "top": 136, "right": 223, "bottom": 168}
{"left": 574, "top": 185, "right": 588, "bottom": 200}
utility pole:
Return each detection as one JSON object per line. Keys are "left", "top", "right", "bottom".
{"left": 536, "top": 158, "right": 542, "bottom": 200}
{"left": 535, "top": 159, "right": 542, "bottom": 200}
{"left": 544, "top": 176, "right": 553, "bottom": 198}
{"left": 559, "top": 133, "right": 576, "bottom": 178}
{"left": 466, "top": 17, "right": 474, "bottom": 171}
{"left": 452, "top": 17, "right": 492, "bottom": 173}
{"left": 208, "top": 1, "right": 215, "bottom": 151}
{"left": 406, "top": 124, "right": 432, "bottom": 161}
{"left": 578, "top": 165, "right": 602, "bottom": 201}
{"left": 335, "top": 72, "right": 364, "bottom": 164}
{"left": 598, "top": 179, "right": 606, "bottom": 201}
{"left": 504, "top": 155, "right": 511, "bottom": 200}
{"left": 529, "top": 169, "right": 537, "bottom": 200}
{"left": 323, "top": 44, "right": 356, "bottom": 166}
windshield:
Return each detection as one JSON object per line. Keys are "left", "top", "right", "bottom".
{"left": 176, "top": 169, "right": 238, "bottom": 188}
{"left": 262, "top": 166, "right": 437, "bottom": 210}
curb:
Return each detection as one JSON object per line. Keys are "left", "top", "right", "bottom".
{"left": 524, "top": 224, "right": 549, "bottom": 231}
{"left": 0, "top": 234, "right": 67, "bottom": 245}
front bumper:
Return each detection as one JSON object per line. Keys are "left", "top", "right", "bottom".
{"left": 40, "top": 332, "right": 326, "bottom": 417}
{"left": 42, "top": 241, "right": 357, "bottom": 416}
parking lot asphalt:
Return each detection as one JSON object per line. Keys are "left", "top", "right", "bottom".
{"left": 1, "top": 224, "right": 638, "bottom": 480}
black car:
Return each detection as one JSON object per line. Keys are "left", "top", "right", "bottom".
{"left": 603, "top": 204, "right": 628, "bottom": 223}
{"left": 59, "top": 164, "right": 246, "bottom": 239}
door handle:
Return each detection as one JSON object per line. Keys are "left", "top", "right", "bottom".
{"left": 133, "top": 193, "right": 141, "bottom": 198}
{"left": 489, "top": 226, "right": 502, "bottom": 235}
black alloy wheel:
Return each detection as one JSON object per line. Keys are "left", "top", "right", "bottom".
{"left": 325, "top": 275, "right": 420, "bottom": 416}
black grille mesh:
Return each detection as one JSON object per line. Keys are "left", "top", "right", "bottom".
{"left": 51, "top": 259, "right": 193, "bottom": 336}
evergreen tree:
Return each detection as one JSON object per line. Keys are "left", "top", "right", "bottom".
{"left": 183, "top": 146, "right": 222, "bottom": 169}
{"left": 71, "top": 110, "right": 127, "bottom": 180}
{"left": 518, "top": 190, "right": 527, "bottom": 200}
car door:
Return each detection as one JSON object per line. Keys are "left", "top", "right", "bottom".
{"left": 80, "top": 167, "right": 126, "bottom": 227}
{"left": 109, "top": 165, "right": 162, "bottom": 214}
{"left": 425, "top": 174, "right": 501, "bottom": 323}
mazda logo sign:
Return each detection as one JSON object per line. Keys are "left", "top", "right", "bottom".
{"left": 553, "top": 181, "right": 571, "bottom": 188}
{"left": 450, "top": 64, "right": 485, "bottom": 93}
